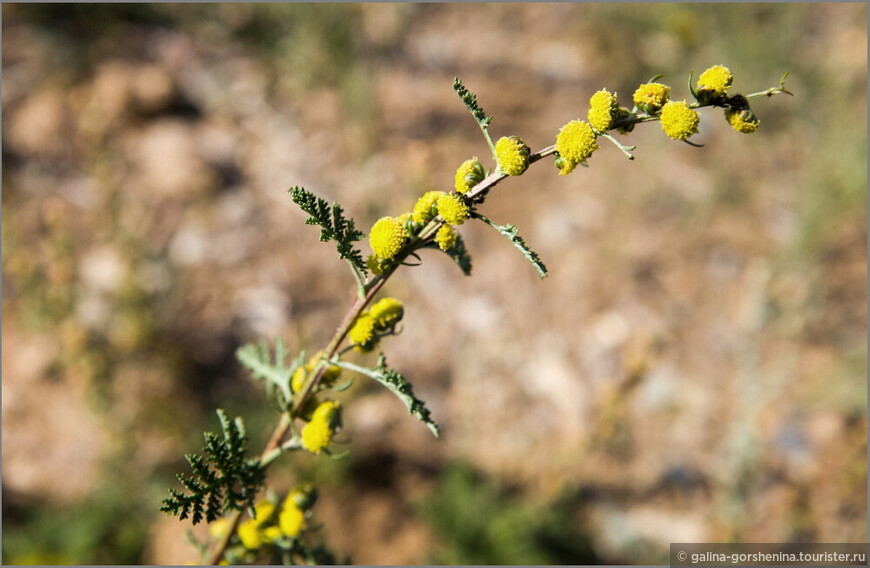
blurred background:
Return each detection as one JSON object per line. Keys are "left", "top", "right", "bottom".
{"left": 2, "top": 3, "right": 866, "bottom": 565}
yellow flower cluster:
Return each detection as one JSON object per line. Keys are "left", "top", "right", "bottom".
{"left": 495, "top": 136, "right": 530, "bottom": 176}
{"left": 697, "top": 65, "right": 733, "bottom": 96}
{"left": 588, "top": 89, "right": 619, "bottom": 132}
{"left": 725, "top": 107, "right": 759, "bottom": 133}
{"left": 436, "top": 193, "right": 470, "bottom": 225}
{"left": 412, "top": 191, "right": 445, "bottom": 224}
{"left": 291, "top": 350, "right": 342, "bottom": 394}
{"left": 222, "top": 486, "right": 317, "bottom": 554}
{"left": 555, "top": 120, "right": 599, "bottom": 175}
{"left": 454, "top": 157, "right": 484, "bottom": 193}
{"left": 660, "top": 100, "right": 700, "bottom": 140}
{"left": 633, "top": 82, "right": 670, "bottom": 113}
{"left": 302, "top": 400, "right": 342, "bottom": 454}
{"left": 435, "top": 225, "right": 456, "bottom": 251}
{"left": 369, "top": 216, "right": 409, "bottom": 260}
{"left": 348, "top": 297, "right": 405, "bottom": 352}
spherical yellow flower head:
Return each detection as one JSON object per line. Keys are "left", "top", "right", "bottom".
{"left": 237, "top": 519, "right": 262, "bottom": 550}
{"left": 366, "top": 254, "right": 387, "bottom": 276}
{"left": 495, "top": 136, "right": 530, "bottom": 176}
{"left": 633, "top": 82, "right": 671, "bottom": 114}
{"left": 435, "top": 225, "right": 457, "bottom": 251}
{"left": 725, "top": 107, "right": 759, "bottom": 134}
{"left": 369, "top": 297, "right": 404, "bottom": 330}
{"left": 555, "top": 120, "right": 599, "bottom": 175}
{"left": 588, "top": 89, "right": 619, "bottom": 132}
{"left": 237, "top": 500, "right": 276, "bottom": 549}
{"left": 454, "top": 157, "right": 485, "bottom": 193}
{"left": 411, "top": 191, "right": 446, "bottom": 224}
{"left": 348, "top": 311, "right": 377, "bottom": 352}
{"left": 660, "top": 100, "right": 700, "bottom": 140}
{"left": 697, "top": 65, "right": 733, "bottom": 97}
{"left": 436, "top": 193, "right": 470, "bottom": 225}
{"left": 369, "top": 216, "right": 408, "bottom": 260}
{"left": 279, "top": 504, "right": 306, "bottom": 538}
{"left": 301, "top": 400, "right": 342, "bottom": 454}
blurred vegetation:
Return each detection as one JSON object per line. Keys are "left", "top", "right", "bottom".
{"left": 2, "top": 3, "right": 865, "bottom": 565}
{"left": 418, "top": 465, "right": 600, "bottom": 565}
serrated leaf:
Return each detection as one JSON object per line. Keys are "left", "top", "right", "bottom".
{"left": 288, "top": 186, "right": 367, "bottom": 276}
{"left": 334, "top": 356, "right": 440, "bottom": 437}
{"left": 236, "top": 338, "right": 294, "bottom": 407}
{"left": 473, "top": 213, "right": 548, "bottom": 279}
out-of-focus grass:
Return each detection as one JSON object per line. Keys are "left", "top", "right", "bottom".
{"left": 417, "top": 464, "right": 600, "bottom": 565}
{"left": 2, "top": 468, "right": 150, "bottom": 565}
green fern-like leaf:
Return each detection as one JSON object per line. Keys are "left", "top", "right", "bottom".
{"left": 161, "top": 410, "right": 265, "bottom": 524}
{"left": 236, "top": 337, "right": 296, "bottom": 409}
{"left": 473, "top": 212, "right": 548, "bottom": 279}
{"left": 288, "top": 186, "right": 367, "bottom": 276}
{"left": 334, "top": 356, "right": 440, "bottom": 437}
{"left": 453, "top": 77, "right": 491, "bottom": 127}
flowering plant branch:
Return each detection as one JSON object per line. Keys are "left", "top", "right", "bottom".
{"left": 162, "top": 65, "right": 791, "bottom": 565}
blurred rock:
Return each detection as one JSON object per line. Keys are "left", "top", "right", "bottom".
{"left": 125, "top": 119, "right": 219, "bottom": 198}
{"left": 5, "top": 88, "right": 70, "bottom": 158}
{"left": 1, "top": 326, "right": 108, "bottom": 503}
{"left": 80, "top": 244, "right": 128, "bottom": 293}
{"left": 131, "top": 64, "right": 176, "bottom": 113}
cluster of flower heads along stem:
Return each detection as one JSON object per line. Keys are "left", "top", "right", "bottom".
{"left": 163, "top": 64, "right": 790, "bottom": 565}
{"left": 365, "top": 64, "right": 789, "bottom": 272}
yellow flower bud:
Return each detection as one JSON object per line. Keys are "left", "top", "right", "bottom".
{"left": 435, "top": 225, "right": 457, "bottom": 251}
{"left": 238, "top": 519, "right": 262, "bottom": 550}
{"left": 348, "top": 312, "right": 377, "bottom": 352}
{"left": 279, "top": 505, "right": 306, "bottom": 538}
{"left": 725, "top": 107, "right": 759, "bottom": 133}
{"left": 588, "top": 89, "right": 619, "bottom": 131}
{"left": 301, "top": 400, "right": 342, "bottom": 454}
{"left": 454, "top": 157, "right": 485, "bottom": 193}
{"left": 369, "top": 297, "right": 404, "bottom": 330}
{"left": 412, "top": 191, "right": 446, "bottom": 224}
{"left": 633, "top": 82, "right": 670, "bottom": 113}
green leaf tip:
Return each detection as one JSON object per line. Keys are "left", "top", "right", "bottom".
{"left": 288, "top": 186, "right": 368, "bottom": 277}
{"left": 334, "top": 356, "right": 440, "bottom": 437}
{"left": 453, "top": 77, "right": 488, "bottom": 124}
{"left": 474, "top": 213, "right": 548, "bottom": 279}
